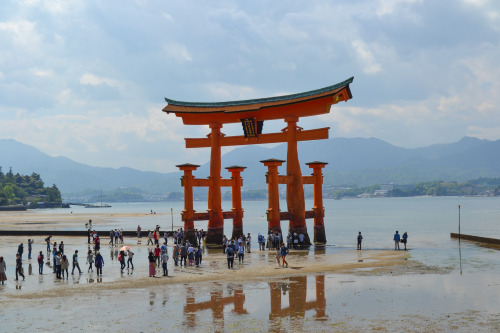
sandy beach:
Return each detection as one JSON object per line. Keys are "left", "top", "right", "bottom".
{"left": 1, "top": 210, "right": 499, "bottom": 332}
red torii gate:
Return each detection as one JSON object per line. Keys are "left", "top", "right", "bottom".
{"left": 163, "top": 77, "right": 353, "bottom": 245}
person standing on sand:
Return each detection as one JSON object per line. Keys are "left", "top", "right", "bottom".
{"left": 55, "top": 252, "right": 62, "bottom": 279}
{"left": 52, "top": 246, "right": 57, "bottom": 273}
{"left": 118, "top": 251, "right": 126, "bottom": 272}
{"left": 275, "top": 246, "right": 281, "bottom": 266}
{"left": 180, "top": 243, "right": 187, "bottom": 267}
{"left": 237, "top": 242, "right": 245, "bottom": 264}
{"left": 0, "top": 256, "right": 7, "bottom": 284}
{"left": 61, "top": 255, "right": 69, "bottom": 279}
{"left": 280, "top": 243, "right": 289, "bottom": 268}
{"left": 394, "top": 231, "right": 400, "bottom": 250}
{"left": 28, "top": 239, "right": 33, "bottom": 260}
{"left": 95, "top": 251, "right": 104, "bottom": 275}
{"left": 161, "top": 250, "right": 169, "bottom": 276}
{"left": 46, "top": 236, "right": 52, "bottom": 252}
{"left": 402, "top": 232, "right": 408, "bottom": 250}
{"left": 172, "top": 243, "right": 179, "bottom": 266}
{"left": 154, "top": 244, "right": 161, "bottom": 267}
{"left": 109, "top": 230, "right": 114, "bottom": 245}
{"left": 148, "top": 251, "right": 156, "bottom": 277}
{"left": 15, "top": 253, "right": 25, "bottom": 281}
{"left": 226, "top": 243, "right": 235, "bottom": 269}
{"left": 127, "top": 249, "right": 134, "bottom": 269}
{"left": 72, "top": 250, "right": 82, "bottom": 275}
{"left": 59, "top": 241, "right": 64, "bottom": 255}
{"left": 18, "top": 243, "right": 24, "bottom": 260}
{"left": 222, "top": 235, "right": 227, "bottom": 254}
{"left": 195, "top": 246, "right": 201, "bottom": 267}
{"left": 37, "top": 251, "right": 44, "bottom": 274}
{"left": 87, "top": 250, "right": 94, "bottom": 272}
{"left": 137, "top": 225, "right": 142, "bottom": 238}
{"left": 357, "top": 232, "right": 363, "bottom": 250}
{"left": 147, "top": 231, "right": 153, "bottom": 246}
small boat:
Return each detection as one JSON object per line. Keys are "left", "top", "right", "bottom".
{"left": 85, "top": 189, "right": 111, "bottom": 208}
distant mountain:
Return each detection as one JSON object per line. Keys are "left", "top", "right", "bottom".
{"left": 1, "top": 136, "right": 500, "bottom": 195}
{"left": 0, "top": 139, "right": 182, "bottom": 193}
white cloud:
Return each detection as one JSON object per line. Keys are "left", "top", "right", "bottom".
{"left": 162, "top": 43, "right": 193, "bottom": 63}
{"left": 351, "top": 40, "right": 382, "bottom": 74}
{"left": 0, "top": 20, "right": 42, "bottom": 46}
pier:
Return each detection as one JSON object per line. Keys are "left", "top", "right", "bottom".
{"left": 450, "top": 233, "right": 500, "bottom": 246}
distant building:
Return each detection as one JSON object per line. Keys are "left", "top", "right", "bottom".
{"left": 376, "top": 184, "right": 415, "bottom": 196}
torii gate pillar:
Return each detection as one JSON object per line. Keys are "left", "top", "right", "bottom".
{"left": 206, "top": 122, "right": 224, "bottom": 245}
{"left": 306, "top": 161, "right": 328, "bottom": 243}
{"left": 226, "top": 165, "right": 246, "bottom": 239}
{"left": 261, "top": 159, "right": 285, "bottom": 235}
{"left": 177, "top": 163, "right": 200, "bottom": 245}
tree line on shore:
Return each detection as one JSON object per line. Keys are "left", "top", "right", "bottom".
{"left": 0, "top": 167, "right": 62, "bottom": 207}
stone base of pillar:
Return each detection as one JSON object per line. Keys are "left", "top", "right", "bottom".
{"left": 288, "top": 226, "right": 311, "bottom": 246}
{"left": 205, "top": 227, "right": 224, "bottom": 246}
{"left": 232, "top": 225, "right": 243, "bottom": 240}
{"left": 313, "top": 225, "right": 327, "bottom": 244}
{"left": 184, "top": 229, "right": 198, "bottom": 246}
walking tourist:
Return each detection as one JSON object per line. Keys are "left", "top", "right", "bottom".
{"left": 72, "top": 250, "right": 82, "bottom": 275}
{"left": 118, "top": 250, "right": 126, "bottom": 272}
{"left": 15, "top": 253, "right": 25, "bottom": 281}
{"left": 87, "top": 249, "right": 94, "bottom": 272}
{"left": 280, "top": 243, "right": 289, "bottom": 268}
{"left": 226, "top": 243, "right": 235, "bottom": 269}
{"left": 127, "top": 249, "right": 134, "bottom": 269}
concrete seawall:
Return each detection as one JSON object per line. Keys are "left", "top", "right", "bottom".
{"left": 450, "top": 233, "right": 500, "bottom": 245}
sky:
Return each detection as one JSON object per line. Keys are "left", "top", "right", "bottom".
{"left": 1, "top": 0, "right": 499, "bottom": 173}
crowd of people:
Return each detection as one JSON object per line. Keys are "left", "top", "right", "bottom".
{"left": 0, "top": 221, "right": 411, "bottom": 286}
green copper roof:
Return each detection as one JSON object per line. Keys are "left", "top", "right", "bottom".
{"left": 164, "top": 77, "right": 353, "bottom": 107}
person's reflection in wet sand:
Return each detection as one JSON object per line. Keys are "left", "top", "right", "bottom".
{"left": 149, "top": 290, "right": 156, "bottom": 306}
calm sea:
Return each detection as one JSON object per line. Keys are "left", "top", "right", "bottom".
{"left": 47, "top": 196, "right": 500, "bottom": 270}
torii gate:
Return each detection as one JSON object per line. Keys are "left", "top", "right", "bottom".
{"left": 163, "top": 77, "right": 354, "bottom": 245}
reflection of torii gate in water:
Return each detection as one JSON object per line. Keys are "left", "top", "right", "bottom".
{"left": 182, "top": 276, "right": 326, "bottom": 332}
{"left": 183, "top": 284, "right": 248, "bottom": 332}
{"left": 163, "top": 77, "right": 354, "bottom": 245}
{"left": 269, "top": 275, "right": 327, "bottom": 332}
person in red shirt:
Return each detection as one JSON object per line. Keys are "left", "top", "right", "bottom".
{"left": 154, "top": 244, "right": 161, "bottom": 267}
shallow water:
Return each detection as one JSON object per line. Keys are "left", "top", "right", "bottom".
{"left": 1, "top": 197, "right": 499, "bottom": 331}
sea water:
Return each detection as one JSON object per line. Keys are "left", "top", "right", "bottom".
{"left": 1, "top": 196, "right": 499, "bottom": 331}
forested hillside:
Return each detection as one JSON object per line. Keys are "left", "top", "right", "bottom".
{"left": 0, "top": 167, "right": 62, "bottom": 206}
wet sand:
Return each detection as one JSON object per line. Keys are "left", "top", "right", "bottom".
{"left": 1, "top": 213, "right": 499, "bottom": 331}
